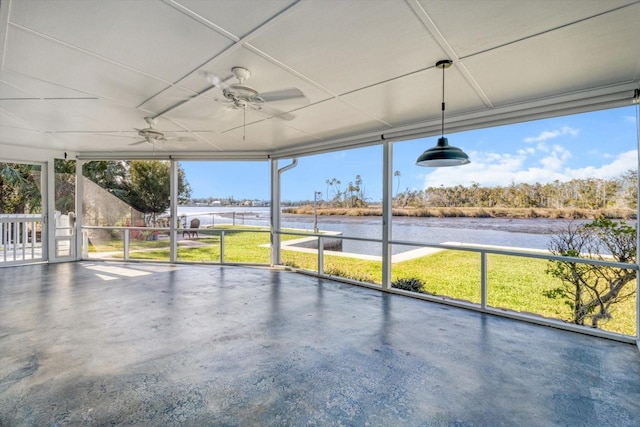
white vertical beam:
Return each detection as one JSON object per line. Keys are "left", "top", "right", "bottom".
{"left": 481, "top": 252, "right": 487, "bottom": 309}
{"left": 46, "top": 158, "right": 55, "bottom": 262}
{"left": 271, "top": 158, "right": 298, "bottom": 266}
{"left": 170, "top": 159, "right": 178, "bottom": 263}
{"left": 75, "top": 159, "right": 84, "bottom": 260}
{"left": 270, "top": 159, "right": 280, "bottom": 266}
{"left": 635, "top": 101, "right": 640, "bottom": 350}
{"left": 382, "top": 141, "right": 392, "bottom": 290}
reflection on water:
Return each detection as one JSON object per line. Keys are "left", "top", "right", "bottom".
{"left": 177, "top": 206, "right": 593, "bottom": 255}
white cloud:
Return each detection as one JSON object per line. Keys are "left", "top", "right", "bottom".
{"left": 623, "top": 115, "right": 637, "bottom": 123}
{"left": 539, "top": 155, "right": 563, "bottom": 171}
{"left": 422, "top": 149, "right": 637, "bottom": 189}
{"left": 538, "top": 144, "right": 572, "bottom": 171}
{"left": 523, "top": 126, "right": 579, "bottom": 143}
{"left": 563, "top": 150, "right": 637, "bottom": 180}
{"left": 518, "top": 147, "right": 535, "bottom": 155}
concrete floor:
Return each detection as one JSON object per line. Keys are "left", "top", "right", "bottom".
{"left": 1, "top": 262, "right": 639, "bottom": 426}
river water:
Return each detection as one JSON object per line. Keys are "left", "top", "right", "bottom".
{"left": 177, "top": 206, "right": 583, "bottom": 255}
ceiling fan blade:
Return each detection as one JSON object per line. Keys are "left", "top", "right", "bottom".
{"left": 166, "top": 136, "right": 194, "bottom": 142}
{"left": 200, "top": 70, "right": 233, "bottom": 89}
{"left": 251, "top": 104, "right": 296, "bottom": 121}
{"left": 75, "top": 132, "right": 139, "bottom": 140}
{"left": 260, "top": 88, "right": 306, "bottom": 103}
{"left": 129, "top": 139, "right": 148, "bottom": 146}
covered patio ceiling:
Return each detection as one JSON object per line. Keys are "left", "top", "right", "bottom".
{"left": 1, "top": 0, "right": 639, "bottom": 160}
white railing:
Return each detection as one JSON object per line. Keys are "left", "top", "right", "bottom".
{"left": 82, "top": 226, "right": 271, "bottom": 264}
{"left": 79, "top": 225, "right": 638, "bottom": 342}
{"left": 0, "top": 214, "right": 43, "bottom": 265}
{"left": 277, "top": 230, "right": 639, "bottom": 343}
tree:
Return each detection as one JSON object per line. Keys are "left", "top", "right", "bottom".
{"left": 393, "top": 170, "right": 401, "bottom": 199}
{"left": 619, "top": 169, "right": 638, "bottom": 209}
{"left": 54, "top": 159, "right": 76, "bottom": 215}
{"left": 83, "top": 160, "right": 191, "bottom": 225}
{"left": 545, "top": 218, "right": 637, "bottom": 328}
{"left": 126, "top": 161, "right": 191, "bottom": 225}
{"left": 0, "top": 163, "right": 42, "bottom": 214}
{"left": 325, "top": 178, "right": 342, "bottom": 206}
{"left": 83, "top": 160, "right": 129, "bottom": 199}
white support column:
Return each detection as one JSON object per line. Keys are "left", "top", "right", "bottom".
{"left": 270, "top": 159, "right": 280, "bottom": 266}
{"left": 481, "top": 252, "right": 488, "bottom": 309}
{"left": 75, "top": 159, "right": 84, "bottom": 260}
{"left": 170, "top": 159, "right": 178, "bottom": 263}
{"left": 271, "top": 158, "right": 298, "bottom": 266}
{"left": 46, "top": 158, "right": 55, "bottom": 262}
{"left": 635, "top": 101, "right": 640, "bottom": 350}
{"left": 382, "top": 141, "right": 392, "bottom": 290}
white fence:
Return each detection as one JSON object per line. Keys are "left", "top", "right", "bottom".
{"left": 0, "top": 214, "right": 43, "bottom": 265}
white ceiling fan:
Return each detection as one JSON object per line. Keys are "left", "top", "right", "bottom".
{"left": 130, "top": 117, "right": 192, "bottom": 146}
{"left": 201, "top": 66, "right": 306, "bottom": 122}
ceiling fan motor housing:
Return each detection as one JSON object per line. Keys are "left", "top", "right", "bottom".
{"left": 224, "top": 84, "right": 263, "bottom": 105}
{"left": 139, "top": 128, "right": 164, "bottom": 139}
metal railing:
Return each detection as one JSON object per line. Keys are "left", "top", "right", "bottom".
{"left": 179, "top": 211, "right": 269, "bottom": 228}
{"left": 79, "top": 225, "right": 637, "bottom": 342}
{"left": 82, "top": 225, "right": 271, "bottom": 264}
{"left": 277, "top": 230, "right": 638, "bottom": 343}
{"left": 0, "top": 214, "right": 43, "bottom": 265}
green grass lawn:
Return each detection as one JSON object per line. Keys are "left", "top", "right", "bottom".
{"left": 88, "top": 225, "right": 637, "bottom": 336}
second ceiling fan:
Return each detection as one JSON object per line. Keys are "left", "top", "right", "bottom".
{"left": 202, "top": 66, "right": 306, "bottom": 122}
{"left": 131, "top": 117, "right": 192, "bottom": 147}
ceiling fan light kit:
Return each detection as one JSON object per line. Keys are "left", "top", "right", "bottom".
{"left": 130, "top": 117, "right": 192, "bottom": 147}
{"left": 201, "top": 66, "right": 307, "bottom": 139}
{"left": 416, "top": 59, "right": 470, "bottom": 167}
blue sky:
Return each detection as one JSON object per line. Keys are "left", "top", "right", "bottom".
{"left": 180, "top": 105, "right": 638, "bottom": 202}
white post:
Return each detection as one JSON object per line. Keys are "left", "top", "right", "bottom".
{"left": 481, "top": 252, "right": 488, "bottom": 309}
{"left": 318, "top": 236, "right": 324, "bottom": 274}
{"left": 220, "top": 230, "right": 225, "bottom": 263}
{"left": 46, "top": 158, "right": 55, "bottom": 262}
{"left": 75, "top": 159, "right": 84, "bottom": 260}
{"left": 381, "top": 141, "right": 392, "bottom": 290}
{"left": 270, "top": 159, "right": 280, "bottom": 266}
{"left": 270, "top": 158, "right": 298, "bottom": 266}
{"left": 635, "top": 98, "right": 640, "bottom": 350}
{"left": 313, "top": 191, "right": 321, "bottom": 234}
{"left": 124, "top": 229, "right": 130, "bottom": 261}
{"left": 170, "top": 159, "right": 178, "bottom": 263}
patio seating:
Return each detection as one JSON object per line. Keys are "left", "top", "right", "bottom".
{"left": 183, "top": 218, "right": 200, "bottom": 239}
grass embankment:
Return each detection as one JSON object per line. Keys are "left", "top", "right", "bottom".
{"left": 88, "top": 226, "right": 636, "bottom": 336}
{"left": 284, "top": 206, "right": 636, "bottom": 219}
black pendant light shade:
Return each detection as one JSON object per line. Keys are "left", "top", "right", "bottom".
{"left": 416, "top": 137, "right": 470, "bottom": 167}
{"left": 416, "top": 60, "right": 470, "bottom": 167}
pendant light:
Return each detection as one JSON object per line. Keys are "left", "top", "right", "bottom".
{"left": 416, "top": 60, "right": 470, "bottom": 167}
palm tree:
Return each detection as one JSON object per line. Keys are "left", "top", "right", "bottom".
{"left": 0, "top": 163, "right": 42, "bottom": 214}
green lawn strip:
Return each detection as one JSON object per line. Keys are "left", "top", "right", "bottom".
{"left": 88, "top": 236, "right": 168, "bottom": 252}
{"left": 485, "top": 255, "right": 569, "bottom": 318}
{"left": 284, "top": 249, "right": 635, "bottom": 336}
{"left": 392, "top": 250, "right": 482, "bottom": 303}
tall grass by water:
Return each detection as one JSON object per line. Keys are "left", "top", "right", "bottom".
{"left": 285, "top": 206, "right": 636, "bottom": 219}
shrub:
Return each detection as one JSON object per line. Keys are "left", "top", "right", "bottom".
{"left": 391, "top": 277, "right": 425, "bottom": 293}
{"left": 324, "top": 266, "right": 375, "bottom": 283}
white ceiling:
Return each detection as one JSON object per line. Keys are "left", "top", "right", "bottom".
{"left": 1, "top": 0, "right": 639, "bottom": 159}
